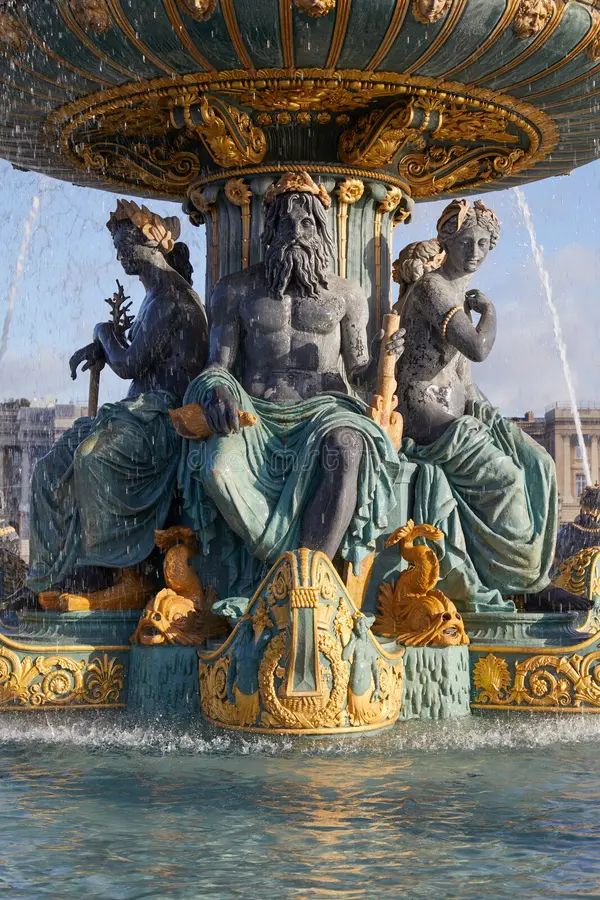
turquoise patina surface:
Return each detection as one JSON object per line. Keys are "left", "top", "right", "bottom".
{"left": 27, "top": 393, "right": 179, "bottom": 593}
{"left": 402, "top": 400, "right": 558, "bottom": 613}
{"left": 179, "top": 367, "right": 400, "bottom": 597}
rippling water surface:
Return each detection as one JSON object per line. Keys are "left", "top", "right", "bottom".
{"left": 1, "top": 714, "right": 600, "bottom": 897}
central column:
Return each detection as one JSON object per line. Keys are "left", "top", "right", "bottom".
{"left": 184, "top": 170, "right": 412, "bottom": 343}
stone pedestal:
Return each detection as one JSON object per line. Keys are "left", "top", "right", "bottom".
{"left": 127, "top": 645, "right": 200, "bottom": 720}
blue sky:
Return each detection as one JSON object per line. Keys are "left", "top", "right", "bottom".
{"left": 0, "top": 158, "right": 598, "bottom": 416}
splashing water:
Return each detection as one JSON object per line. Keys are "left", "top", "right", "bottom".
{"left": 514, "top": 187, "right": 592, "bottom": 485}
{"left": 0, "top": 188, "right": 42, "bottom": 368}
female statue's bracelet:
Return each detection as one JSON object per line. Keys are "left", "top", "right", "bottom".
{"left": 440, "top": 305, "right": 463, "bottom": 339}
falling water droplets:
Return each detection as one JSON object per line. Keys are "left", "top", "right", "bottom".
{"left": 514, "top": 186, "right": 592, "bottom": 485}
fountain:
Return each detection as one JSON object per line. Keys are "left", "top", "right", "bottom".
{"left": 1, "top": 0, "right": 600, "bottom": 730}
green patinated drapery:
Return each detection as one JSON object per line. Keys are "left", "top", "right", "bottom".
{"left": 178, "top": 368, "right": 400, "bottom": 596}
{"left": 402, "top": 400, "right": 558, "bottom": 612}
{"left": 28, "top": 392, "right": 179, "bottom": 592}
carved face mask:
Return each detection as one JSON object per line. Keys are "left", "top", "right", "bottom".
{"left": 393, "top": 591, "right": 470, "bottom": 647}
{"left": 132, "top": 589, "right": 202, "bottom": 645}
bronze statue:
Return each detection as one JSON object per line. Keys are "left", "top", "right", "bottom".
{"left": 179, "top": 172, "right": 404, "bottom": 592}
{"left": 28, "top": 201, "right": 208, "bottom": 600}
{"left": 395, "top": 199, "right": 559, "bottom": 612}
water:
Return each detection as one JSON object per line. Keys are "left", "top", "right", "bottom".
{"left": 0, "top": 188, "right": 42, "bottom": 368}
{"left": 2, "top": 714, "right": 600, "bottom": 897}
{"left": 514, "top": 187, "right": 592, "bottom": 485}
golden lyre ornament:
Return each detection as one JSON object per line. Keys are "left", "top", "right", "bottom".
{"left": 375, "top": 520, "right": 469, "bottom": 647}
{"left": 366, "top": 313, "right": 404, "bottom": 451}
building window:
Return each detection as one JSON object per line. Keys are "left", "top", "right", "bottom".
{"left": 576, "top": 473, "right": 587, "bottom": 497}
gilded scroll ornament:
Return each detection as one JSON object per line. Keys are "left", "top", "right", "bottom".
{"left": 179, "top": 0, "right": 218, "bottom": 21}
{"left": 0, "top": 648, "right": 124, "bottom": 709}
{"left": 294, "top": 0, "right": 336, "bottom": 15}
{"left": 473, "top": 651, "right": 600, "bottom": 710}
{"left": 176, "top": 95, "right": 268, "bottom": 168}
{"left": 68, "top": 0, "right": 112, "bottom": 33}
{"left": 50, "top": 70, "right": 557, "bottom": 199}
{"left": 0, "top": 9, "right": 27, "bottom": 55}
{"left": 375, "top": 520, "right": 469, "bottom": 647}
{"left": 513, "top": 0, "right": 555, "bottom": 38}
{"left": 339, "top": 101, "right": 428, "bottom": 169}
{"left": 412, "top": 0, "right": 452, "bottom": 24}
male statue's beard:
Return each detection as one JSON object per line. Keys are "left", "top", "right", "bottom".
{"left": 264, "top": 235, "right": 329, "bottom": 300}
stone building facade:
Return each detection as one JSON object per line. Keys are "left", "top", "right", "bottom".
{"left": 512, "top": 404, "right": 600, "bottom": 524}
{"left": 0, "top": 402, "right": 87, "bottom": 556}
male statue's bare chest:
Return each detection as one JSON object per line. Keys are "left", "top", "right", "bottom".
{"left": 240, "top": 291, "right": 345, "bottom": 339}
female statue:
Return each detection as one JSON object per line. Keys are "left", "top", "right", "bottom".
{"left": 395, "top": 199, "right": 558, "bottom": 611}
{"left": 27, "top": 201, "right": 208, "bottom": 600}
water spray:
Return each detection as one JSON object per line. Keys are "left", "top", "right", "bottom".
{"left": 514, "top": 186, "right": 592, "bottom": 486}
{"left": 0, "top": 187, "right": 43, "bottom": 369}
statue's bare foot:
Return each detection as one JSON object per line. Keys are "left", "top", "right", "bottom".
{"left": 39, "top": 568, "right": 153, "bottom": 612}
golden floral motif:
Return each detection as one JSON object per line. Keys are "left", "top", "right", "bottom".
{"left": 294, "top": 0, "right": 336, "bottom": 16}
{"left": 378, "top": 186, "right": 404, "bottom": 214}
{"left": 473, "top": 651, "right": 600, "bottom": 710}
{"left": 513, "top": 0, "right": 555, "bottom": 39}
{"left": 0, "top": 9, "right": 27, "bottom": 55}
{"left": 68, "top": 0, "right": 112, "bottom": 33}
{"left": 0, "top": 648, "right": 124, "bottom": 709}
{"left": 224, "top": 177, "right": 252, "bottom": 207}
{"left": 337, "top": 178, "right": 364, "bottom": 205}
{"left": 412, "top": 0, "right": 452, "bottom": 24}
{"left": 178, "top": 0, "right": 218, "bottom": 21}
{"left": 473, "top": 653, "right": 511, "bottom": 703}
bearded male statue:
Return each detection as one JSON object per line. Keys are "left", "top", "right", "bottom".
{"left": 179, "top": 172, "right": 404, "bottom": 594}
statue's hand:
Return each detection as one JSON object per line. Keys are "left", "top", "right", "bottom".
{"left": 465, "top": 289, "right": 493, "bottom": 315}
{"left": 204, "top": 385, "right": 241, "bottom": 435}
{"left": 385, "top": 327, "right": 406, "bottom": 360}
{"left": 373, "top": 327, "right": 406, "bottom": 360}
{"left": 69, "top": 341, "right": 105, "bottom": 381}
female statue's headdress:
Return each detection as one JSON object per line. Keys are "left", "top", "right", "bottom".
{"left": 436, "top": 198, "right": 501, "bottom": 249}
{"left": 107, "top": 200, "right": 181, "bottom": 254}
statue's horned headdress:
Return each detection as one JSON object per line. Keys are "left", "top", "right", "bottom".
{"left": 265, "top": 171, "right": 331, "bottom": 209}
{"left": 107, "top": 200, "right": 181, "bottom": 253}
{"left": 436, "top": 198, "right": 501, "bottom": 249}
